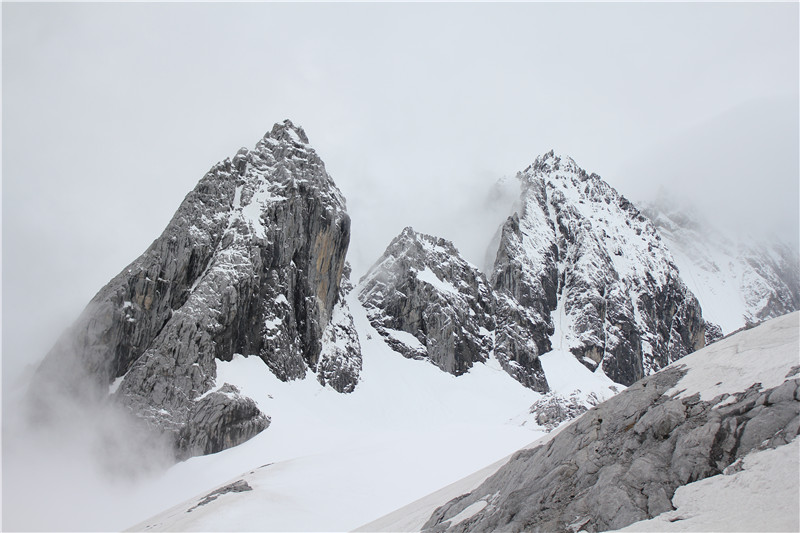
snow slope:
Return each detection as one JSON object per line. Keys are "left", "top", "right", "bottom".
{"left": 125, "top": 293, "right": 546, "bottom": 531}
{"left": 354, "top": 421, "right": 576, "bottom": 533}
{"left": 358, "top": 311, "right": 799, "bottom": 532}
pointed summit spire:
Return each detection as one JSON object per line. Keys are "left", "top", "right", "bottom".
{"left": 267, "top": 119, "right": 309, "bottom": 145}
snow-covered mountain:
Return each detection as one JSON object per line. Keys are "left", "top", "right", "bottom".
{"left": 358, "top": 225, "right": 622, "bottom": 428}
{"left": 358, "top": 227, "right": 495, "bottom": 375}
{"left": 16, "top": 122, "right": 797, "bottom": 532}
{"left": 118, "top": 291, "right": 549, "bottom": 532}
{"left": 360, "top": 152, "right": 712, "bottom": 396}
{"left": 491, "top": 151, "right": 709, "bottom": 389}
{"left": 361, "top": 312, "right": 800, "bottom": 533}
{"left": 642, "top": 195, "right": 799, "bottom": 334}
{"left": 30, "top": 120, "right": 361, "bottom": 459}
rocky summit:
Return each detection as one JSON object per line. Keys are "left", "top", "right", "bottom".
{"left": 33, "top": 120, "right": 361, "bottom": 459}
{"left": 358, "top": 228, "right": 495, "bottom": 376}
{"left": 491, "top": 151, "right": 709, "bottom": 389}
{"left": 359, "top": 152, "right": 713, "bottom": 396}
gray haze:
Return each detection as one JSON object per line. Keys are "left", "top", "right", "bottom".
{"left": 2, "top": 3, "right": 797, "bottom": 530}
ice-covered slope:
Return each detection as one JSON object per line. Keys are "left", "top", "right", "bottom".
{"left": 419, "top": 311, "right": 799, "bottom": 532}
{"left": 643, "top": 197, "right": 800, "bottom": 334}
{"left": 119, "top": 292, "right": 547, "bottom": 532}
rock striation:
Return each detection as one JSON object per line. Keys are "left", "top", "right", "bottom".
{"left": 491, "top": 151, "right": 708, "bottom": 389}
{"left": 33, "top": 120, "right": 361, "bottom": 459}
{"left": 358, "top": 228, "right": 495, "bottom": 375}
{"left": 422, "top": 313, "right": 800, "bottom": 533}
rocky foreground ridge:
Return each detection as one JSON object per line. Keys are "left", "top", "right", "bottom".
{"left": 33, "top": 120, "right": 361, "bottom": 459}
{"left": 421, "top": 311, "right": 800, "bottom": 533}
{"left": 361, "top": 152, "right": 712, "bottom": 393}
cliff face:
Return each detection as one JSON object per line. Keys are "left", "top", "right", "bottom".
{"left": 491, "top": 151, "right": 707, "bottom": 389}
{"left": 33, "top": 120, "right": 361, "bottom": 459}
{"left": 358, "top": 228, "right": 495, "bottom": 376}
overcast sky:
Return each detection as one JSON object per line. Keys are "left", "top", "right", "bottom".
{"left": 3, "top": 2, "right": 798, "bottom": 385}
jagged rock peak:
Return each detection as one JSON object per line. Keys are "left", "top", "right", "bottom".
{"left": 491, "top": 151, "right": 707, "bottom": 388}
{"left": 358, "top": 227, "right": 494, "bottom": 376}
{"left": 268, "top": 119, "right": 310, "bottom": 145}
{"left": 527, "top": 149, "right": 583, "bottom": 175}
{"left": 388, "top": 226, "right": 462, "bottom": 257}
{"left": 32, "top": 120, "right": 360, "bottom": 460}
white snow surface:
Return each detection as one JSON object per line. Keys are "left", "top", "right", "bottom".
{"left": 108, "top": 375, "right": 125, "bottom": 394}
{"left": 355, "top": 421, "right": 575, "bottom": 533}
{"left": 539, "top": 349, "right": 621, "bottom": 400}
{"left": 356, "top": 312, "right": 800, "bottom": 533}
{"left": 127, "top": 293, "right": 545, "bottom": 532}
{"left": 666, "top": 311, "right": 799, "bottom": 401}
{"left": 416, "top": 265, "right": 461, "bottom": 297}
{"left": 449, "top": 500, "right": 489, "bottom": 527}
{"left": 614, "top": 437, "right": 800, "bottom": 533}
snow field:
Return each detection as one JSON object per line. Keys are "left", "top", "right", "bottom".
{"left": 358, "top": 312, "right": 800, "bottom": 533}
{"left": 667, "top": 311, "right": 799, "bottom": 401}
{"left": 127, "top": 293, "right": 546, "bottom": 531}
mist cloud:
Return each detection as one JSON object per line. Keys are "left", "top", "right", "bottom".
{"left": 3, "top": 365, "right": 175, "bottom": 531}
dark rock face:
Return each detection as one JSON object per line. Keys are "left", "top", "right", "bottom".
{"left": 422, "top": 323, "right": 800, "bottom": 533}
{"left": 317, "top": 263, "right": 362, "bottom": 393}
{"left": 176, "top": 384, "right": 269, "bottom": 460}
{"left": 187, "top": 479, "right": 253, "bottom": 512}
{"left": 33, "top": 120, "right": 360, "bottom": 459}
{"left": 704, "top": 321, "right": 724, "bottom": 345}
{"left": 491, "top": 151, "right": 708, "bottom": 388}
{"left": 358, "top": 228, "right": 495, "bottom": 376}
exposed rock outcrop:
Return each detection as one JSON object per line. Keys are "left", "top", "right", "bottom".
{"left": 317, "top": 263, "right": 362, "bottom": 393}
{"left": 422, "top": 313, "right": 800, "bottom": 533}
{"left": 527, "top": 391, "right": 602, "bottom": 432}
{"left": 358, "top": 228, "right": 495, "bottom": 375}
{"left": 33, "top": 120, "right": 360, "bottom": 459}
{"left": 491, "top": 151, "right": 708, "bottom": 389}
